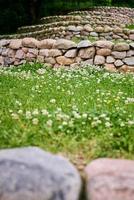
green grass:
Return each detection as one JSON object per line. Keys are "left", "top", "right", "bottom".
{"left": 126, "top": 24, "right": 134, "bottom": 30}
{"left": 0, "top": 63, "right": 134, "bottom": 165}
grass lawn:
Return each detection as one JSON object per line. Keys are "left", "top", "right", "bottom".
{"left": 0, "top": 63, "right": 134, "bottom": 167}
{"left": 126, "top": 24, "right": 134, "bottom": 30}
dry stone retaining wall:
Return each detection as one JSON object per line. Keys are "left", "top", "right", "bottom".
{"left": 0, "top": 38, "right": 134, "bottom": 72}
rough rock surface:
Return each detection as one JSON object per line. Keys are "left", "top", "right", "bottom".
{"left": 54, "top": 39, "right": 76, "bottom": 50}
{"left": 85, "top": 158, "right": 134, "bottom": 200}
{"left": 0, "top": 147, "right": 81, "bottom": 200}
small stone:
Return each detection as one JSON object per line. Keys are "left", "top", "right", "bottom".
{"left": 64, "top": 49, "right": 77, "bottom": 58}
{"left": 97, "top": 48, "right": 111, "bottom": 56}
{"left": 77, "top": 40, "right": 92, "bottom": 48}
{"left": 15, "top": 49, "right": 25, "bottom": 59}
{"left": 94, "top": 55, "right": 105, "bottom": 65}
{"left": 28, "top": 48, "right": 38, "bottom": 56}
{"left": 83, "top": 25, "right": 93, "bottom": 32}
{"left": 104, "top": 64, "right": 117, "bottom": 72}
{"left": 113, "top": 43, "right": 130, "bottom": 51}
{"left": 22, "top": 37, "right": 39, "bottom": 48}
{"left": 48, "top": 49, "right": 62, "bottom": 57}
{"left": 37, "top": 55, "right": 44, "bottom": 63}
{"left": 95, "top": 26, "right": 104, "bottom": 33}
{"left": 8, "top": 49, "right": 16, "bottom": 58}
{"left": 129, "top": 34, "right": 134, "bottom": 40}
{"left": 113, "top": 27, "right": 123, "bottom": 33}
{"left": 2, "top": 48, "right": 9, "bottom": 56}
{"left": 0, "top": 147, "right": 81, "bottom": 200}
{"left": 0, "top": 39, "right": 10, "bottom": 47}
{"left": 126, "top": 50, "right": 134, "bottom": 57}
{"left": 45, "top": 57, "right": 56, "bottom": 65}
{"left": 90, "top": 32, "right": 98, "bottom": 37}
{"left": 85, "top": 158, "right": 134, "bottom": 200}
{"left": 81, "top": 59, "right": 93, "bottom": 65}
{"left": 56, "top": 56, "right": 74, "bottom": 65}
{"left": 78, "top": 47, "right": 95, "bottom": 59}
{"left": 54, "top": 39, "right": 76, "bottom": 50}
{"left": 112, "top": 51, "right": 126, "bottom": 59}
{"left": 114, "top": 60, "right": 124, "bottom": 67}
{"left": 4, "top": 57, "right": 14, "bottom": 66}
{"left": 9, "top": 39, "right": 22, "bottom": 49}
{"left": 123, "top": 57, "right": 134, "bottom": 66}
{"left": 106, "top": 56, "right": 115, "bottom": 63}
{"left": 39, "top": 49, "right": 49, "bottom": 57}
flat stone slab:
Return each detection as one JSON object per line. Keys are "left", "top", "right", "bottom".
{"left": 0, "top": 147, "right": 81, "bottom": 200}
{"left": 85, "top": 158, "right": 134, "bottom": 200}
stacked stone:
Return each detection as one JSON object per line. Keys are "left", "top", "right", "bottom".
{"left": 0, "top": 38, "right": 134, "bottom": 72}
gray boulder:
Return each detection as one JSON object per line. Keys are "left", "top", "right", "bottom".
{"left": 0, "top": 147, "right": 81, "bottom": 200}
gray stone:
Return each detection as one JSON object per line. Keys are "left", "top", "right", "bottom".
{"left": 85, "top": 158, "right": 134, "bottom": 200}
{"left": 112, "top": 51, "right": 126, "bottom": 59}
{"left": 15, "top": 49, "right": 25, "bottom": 59}
{"left": 123, "top": 57, "right": 134, "bottom": 66}
{"left": 45, "top": 57, "right": 56, "bottom": 65}
{"left": 0, "top": 147, "right": 81, "bottom": 200}
{"left": 64, "top": 49, "right": 77, "bottom": 58}
{"left": 48, "top": 49, "right": 62, "bottom": 57}
{"left": 78, "top": 47, "right": 95, "bottom": 59}
{"left": 77, "top": 40, "right": 92, "bottom": 48}
{"left": 90, "top": 32, "right": 98, "bottom": 37}
{"left": 106, "top": 56, "right": 115, "bottom": 63}
{"left": 94, "top": 55, "right": 105, "bottom": 65}
{"left": 0, "top": 39, "right": 10, "bottom": 47}
{"left": 114, "top": 60, "right": 124, "bottom": 67}
{"left": 54, "top": 39, "right": 76, "bottom": 50}
{"left": 126, "top": 50, "right": 134, "bottom": 57}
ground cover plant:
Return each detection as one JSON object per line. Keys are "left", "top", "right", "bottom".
{"left": 0, "top": 63, "right": 134, "bottom": 166}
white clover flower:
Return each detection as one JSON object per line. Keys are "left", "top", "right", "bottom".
{"left": 32, "top": 109, "right": 39, "bottom": 115}
{"left": 25, "top": 111, "right": 32, "bottom": 119}
{"left": 50, "top": 99, "right": 56, "bottom": 104}
{"left": 37, "top": 68, "right": 46, "bottom": 75}
{"left": 32, "top": 118, "right": 39, "bottom": 125}
{"left": 18, "top": 110, "right": 23, "bottom": 114}
{"left": 46, "top": 119, "right": 53, "bottom": 127}
{"left": 41, "top": 109, "right": 49, "bottom": 116}
{"left": 127, "top": 121, "right": 134, "bottom": 126}
{"left": 11, "top": 113, "right": 19, "bottom": 120}
{"left": 62, "top": 121, "right": 67, "bottom": 126}
{"left": 105, "top": 122, "right": 111, "bottom": 127}
{"left": 82, "top": 113, "right": 88, "bottom": 118}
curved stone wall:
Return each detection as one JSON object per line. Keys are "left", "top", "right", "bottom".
{"left": 0, "top": 38, "right": 134, "bottom": 72}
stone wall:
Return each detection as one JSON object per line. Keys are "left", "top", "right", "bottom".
{"left": 0, "top": 38, "right": 134, "bottom": 72}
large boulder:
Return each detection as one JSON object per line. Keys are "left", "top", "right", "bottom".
{"left": 85, "top": 158, "right": 134, "bottom": 200}
{"left": 22, "top": 38, "right": 39, "bottom": 48}
{"left": 37, "top": 39, "right": 56, "bottom": 49}
{"left": 9, "top": 39, "right": 22, "bottom": 49}
{"left": 123, "top": 57, "right": 134, "bottom": 66}
{"left": 54, "top": 39, "right": 76, "bottom": 50}
{"left": 0, "top": 147, "right": 81, "bottom": 200}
